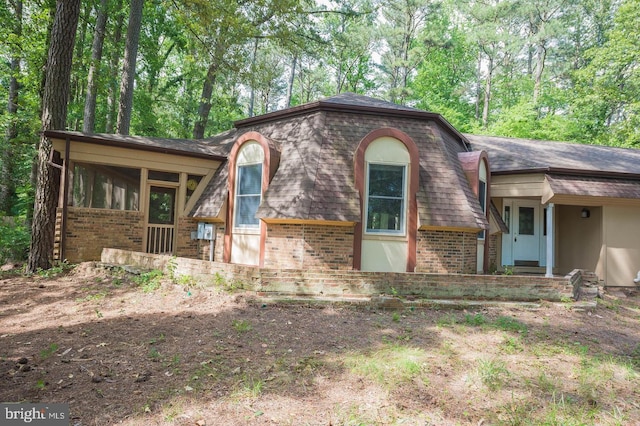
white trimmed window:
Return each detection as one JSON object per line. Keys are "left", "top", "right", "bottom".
{"left": 234, "top": 163, "right": 262, "bottom": 228}
{"left": 366, "top": 163, "right": 406, "bottom": 233}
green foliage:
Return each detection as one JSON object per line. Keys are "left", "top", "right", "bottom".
{"left": 345, "top": 344, "right": 429, "bottom": 388}
{"left": 493, "top": 316, "right": 529, "bottom": 336}
{"left": 232, "top": 319, "right": 252, "bottom": 333}
{"left": 0, "top": 216, "right": 29, "bottom": 264}
{"left": 133, "top": 269, "right": 164, "bottom": 293}
{"left": 463, "top": 313, "right": 487, "bottom": 326}
{"left": 39, "top": 343, "right": 59, "bottom": 360}
{"left": 37, "top": 260, "right": 74, "bottom": 278}
{"left": 477, "top": 358, "right": 510, "bottom": 391}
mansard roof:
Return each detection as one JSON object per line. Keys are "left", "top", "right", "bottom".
{"left": 192, "top": 93, "right": 488, "bottom": 231}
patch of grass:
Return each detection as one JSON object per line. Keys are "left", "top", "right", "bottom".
{"left": 148, "top": 333, "right": 166, "bottom": 345}
{"left": 537, "top": 371, "right": 559, "bottom": 394}
{"left": 149, "top": 348, "right": 161, "bottom": 361}
{"left": 232, "top": 374, "right": 264, "bottom": 398}
{"left": 477, "top": 358, "right": 510, "bottom": 391}
{"left": 345, "top": 344, "right": 428, "bottom": 388}
{"left": 436, "top": 313, "right": 458, "bottom": 327}
{"left": 232, "top": 319, "right": 252, "bottom": 333}
{"left": 175, "top": 274, "right": 197, "bottom": 289}
{"left": 76, "top": 291, "right": 108, "bottom": 303}
{"left": 332, "top": 403, "right": 379, "bottom": 426}
{"left": 463, "top": 313, "right": 487, "bottom": 326}
{"left": 493, "top": 316, "right": 529, "bottom": 336}
{"left": 210, "top": 272, "right": 245, "bottom": 292}
{"left": 391, "top": 312, "right": 401, "bottom": 322}
{"left": 36, "top": 260, "right": 74, "bottom": 278}
{"left": 133, "top": 269, "right": 164, "bottom": 293}
{"left": 500, "top": 335, "right": 524, "bottom": 354}
{"left": 34, "top": 379, "right": 47, "bottom": 390}
{"left": 39, "top": 343, "right": 59, "bottom": 359}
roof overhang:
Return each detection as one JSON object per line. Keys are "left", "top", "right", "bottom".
{"left": 542, "top": 174, "right": 640, "bottom": 205}
{"left": 44, "top": 130, "right": 228, "bottom": 161}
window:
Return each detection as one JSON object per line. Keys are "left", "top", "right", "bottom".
{"left": 504, "top": 206, "right": 511, "bottom": 233}
{"left": 366, "top": 163, "right": 406, "bottom": 233}
{"left": 234, "top": 163, "right": 262, "bottom": 228}
{"left": 71, "top": 163, "right": 140, "bottom": 210}
{"left": 519, "top": 207, "right": 535, "bottom": 235}
{"left": 478, "top": 179, "right": 487, "bottom": 239}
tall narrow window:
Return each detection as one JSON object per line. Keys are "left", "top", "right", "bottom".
{"left": 234, "top": 163, "right": 262, "bottom": 228}
{"left": 366, "top": 163, "right": 406, "bottom": 233}
{"left": 478, "top": 179, "right": 487, "bottom": 239}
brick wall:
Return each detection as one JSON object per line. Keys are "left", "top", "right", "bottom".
{"left": 488, "top": 234, "right": 498, "bottom": 272}
{"left": 264, "top": 223, "right": 354, "bottom": 270}
{"left": 61, "top": 208, "right": 144, "bottom": 262}
{"left": 416, "top": 229, "right": 477, "bottom": 274}
{"left": 102, "top": 248, "right": 575, "bottom": 302}
{"left": 176, "top": 217, "right": 197, "bottom": 258}
{"left": 194, "top": 224, "right": 225, "bottom": 262}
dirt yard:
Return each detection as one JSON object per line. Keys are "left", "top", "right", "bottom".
{"left": 1, "top": 262, "right": 639, "bottom": 425}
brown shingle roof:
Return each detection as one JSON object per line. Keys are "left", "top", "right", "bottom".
{"left": 546, "top": 174, "right": 640, "bottom": 200}
{"left": 196, "top": 94, "right": 488, "bottom": 230}
{"left": 45, "top": 129, "right": 234, "bottom": 160}
{"left": 465, "top": 134, "right": 640, "bottom": 177}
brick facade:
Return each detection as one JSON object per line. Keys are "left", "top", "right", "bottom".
{"left": 488, "top": 234, "right": 498, "bottom": 272}
{"left": 194, "top": 224, "right": 225, "bottom": 262}
{"left": 263, "top": 223, "right": 354, "bottom": 270}
{"left": 60, "top": 207, "right": 144, "bottom": 263}
{"left": 59, "top": 208, "right": 481, "bottom": 275}
{"left": 415, "top": 229, "right": 477, "bottom": 274}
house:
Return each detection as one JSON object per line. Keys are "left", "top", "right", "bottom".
{"left": 466, "top": 134, "right": 640, "bottom": 287}
{"left": 46, "top": 93, "right": 640, "bottom": 287}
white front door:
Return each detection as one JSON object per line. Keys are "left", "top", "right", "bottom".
{"left": 513, "top": 202, "right": 540, "bottom": 265}
{"left": 502, "top": 199, "right": 544, "bottom": 267}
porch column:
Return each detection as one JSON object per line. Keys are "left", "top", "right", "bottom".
{"left": 545, "top": 203, "right": 554, "bottom": 277}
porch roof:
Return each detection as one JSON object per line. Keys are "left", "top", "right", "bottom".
{"left": 543, "top": 174, "right": 640, "bottom": 204}
{"left": 44, "top": 130, "right": 235, "bottom": 161}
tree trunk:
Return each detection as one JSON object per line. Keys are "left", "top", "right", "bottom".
{"left": 116, "top": 0, "right": 144, "bottom": 135}
{"left": 83, "top": 0, "right": 108, "bottom": 133}
{"left": 106, "top": 0, "right": 124, "bottom": 133}
{"left": 533, "top": 42, "right": 546, "bottom": 104}
{"left": 27, "top": 0, "right": 81, "bottom": 273}
{"left": 193, "top": 61, "right": 219, "bottom": 139}
{"left": 286, "top": 54, "right": 297, "bottom": 108}
{"left": 248, "top": 38, "right": 259, "bottom": 118}
{"left": 69, "top": 2, "right": 90, "bottom": 130}
{"left": 1, "top": 0, "right": 22, "bottom": 215}
{"left": 482, "top": 55, "right": 493, "bottom": 129}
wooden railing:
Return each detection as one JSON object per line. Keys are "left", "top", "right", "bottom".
{"left": 146, "top": 224, "right": 174, "bottom": 254}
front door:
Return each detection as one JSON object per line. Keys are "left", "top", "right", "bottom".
{"left": 146, "top": 185, "right": 176, "bottom": 254}
{"left": 502, "top": 200, "right": 543, "bottom": 267}
{"left": 510, "top": 201, "right": 540, "bottom": 266}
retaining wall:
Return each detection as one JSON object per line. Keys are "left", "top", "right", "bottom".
{"left": 102, "top": 248, "right": 575, "bottom": 302}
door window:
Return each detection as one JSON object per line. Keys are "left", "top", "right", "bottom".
{"left": 518, "top": 207, "right": 535, "bottom": 235}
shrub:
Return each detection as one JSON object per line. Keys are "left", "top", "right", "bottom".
{"left": 0, "top": 216, "right": 30, "bottom": 264}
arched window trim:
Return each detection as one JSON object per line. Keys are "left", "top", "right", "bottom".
{"left": 354, "top": 128, "right": 419, "bottom": 272}
{"left": 224, "top": 131, "right": 280, "bottom": 266}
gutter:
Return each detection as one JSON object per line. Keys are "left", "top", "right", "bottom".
{"left": 490, "top": 167, "right": 640, "bottom": 181}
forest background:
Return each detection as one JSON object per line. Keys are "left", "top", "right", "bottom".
{"left": 0, "top": 0, "right": 638, "bottom": 267}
